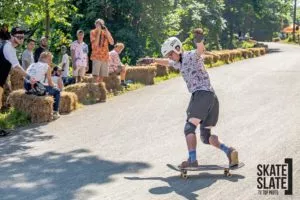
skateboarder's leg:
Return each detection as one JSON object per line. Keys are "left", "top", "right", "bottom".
{"left": 180, "top": 117, "right": 200, "bottom": 168}
{"left": 200, "top": 125, "right": 239, "bottom": 166}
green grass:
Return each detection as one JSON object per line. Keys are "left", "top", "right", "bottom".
{"left": 154, "top": 72, "right": 181, "bottom": 84}
{"left": 0, "top": 108, "right": 30, "bottom": 130}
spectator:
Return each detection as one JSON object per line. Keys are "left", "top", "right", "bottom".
{"left": 22, "top": 39, "right": 35, "bottom": 70}
{"left": 0, "top": 24, "right": 10, "bottom": 44}
{"left": 60, "top": 45, "right": 71, "bottom": 84}
{"left": 0, "top": 26, "right": 35, "bottom": 136}
{"left": 51, "top": 66, "right": 64, "bottom": 91}
{"left": 34, "top": 36, "right": 48, "bottom": 62}
{"left": 90, "top": 18, "right": 114, "bottom": 83}
{"left": 109, "top": 43, "right": 128, "bottom": 87}
{"left": 25, "top": 51, "right": 61, "bottom": 120}
{"left": 71, "top": 30, "right": 89, "bottom": 83}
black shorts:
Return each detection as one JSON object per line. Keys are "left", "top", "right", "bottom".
{"left": 186, "top": 90, "right": 219, "bottom": 127}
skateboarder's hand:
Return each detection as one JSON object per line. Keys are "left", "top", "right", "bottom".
{"left": 193, "top": 28, "right": 205, "bottom": 44}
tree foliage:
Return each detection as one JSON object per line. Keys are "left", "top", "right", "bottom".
{"left": 0, "top": 0, "right": 295, "bottom": 64}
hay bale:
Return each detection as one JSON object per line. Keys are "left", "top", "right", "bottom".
{"left": 238, "top": 49, "right": 250, "bottom": 59}
{"left": 8, "top": 90, "right": 53, "bottom": 123}
{"left": 64, "top": 82, "right": 107, "bottom": 104}
{"left": 59, "top": 92, "right": 78, "bottom": 114}
{"left": 208, "top": 52, "right": 221, "bottom": 63}
{"left": 203, "top": 55, "right": 214, "bottom": 67}
{"left": 1, "top": 84, "right": 11, "bottom": 109}
{"left": 154, "top": 64, "right": 169, "bottom": 77}
{"left": 103, "top": 74, "right": 122, "bottom": 92}
{"left": 82, "top": 75, "right": 94, "bottom": 83}
{"left": 218, "top": 51, "right": 230, "bottom": 63}
{"left": 126, "top": 66, "right": 156, "bottom": 85}
{"left": 249, "top": 48, "right": 261, "bottom": 57}
{"left": 10, "top": 70, "right": 24, "bottom": 91}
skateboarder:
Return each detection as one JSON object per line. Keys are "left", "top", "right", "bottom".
{"left": 142, "top": 29, "right": 239, "bottom": 168}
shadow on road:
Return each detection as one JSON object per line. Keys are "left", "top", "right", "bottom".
{"left": 125, "top": 172, "right": 245, "bottom": 200}
{"left": 0, "top": 128, "right": 151, "bottom": 200}
{"left": 0, "top": 128, "right": 54, "bottom": 158}
{"left": 267, "top": 48, "right": 282, "bottom": 54}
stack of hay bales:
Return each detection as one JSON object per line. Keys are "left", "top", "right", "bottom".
{"left": 126, "top": 66, "right": 156, "bottom": 85}
{"left": 8, "top": 90, "right": 53, "bottom": 123}
{"left": 154, "top": 64, "right": 169, "bottom": 77}
{"left": 59, "top": 92, "right": 78, "bottom": 114}
{"left": 10, "top": 70, "right": 24, "bottom": 91}
{"left": 64, "top": 82, "right": 107, "bottom": 104}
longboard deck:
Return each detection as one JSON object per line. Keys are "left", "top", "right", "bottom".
{"left": 167, "top": 162, "right": 245, "bottom": 172}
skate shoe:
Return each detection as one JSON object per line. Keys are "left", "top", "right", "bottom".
{"left": 178, "top": 160, "right": 199, "bottom": 169}
{"left": 227, "top": 147, "right": 239, "bottom": 167}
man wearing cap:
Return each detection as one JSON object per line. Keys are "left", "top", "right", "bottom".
{"left": 90, "top": 18, "right": 114, "bottom": 83}
{"left": 71, "top": 30, "right": 89, "bottom": 83}
{"left": 22, "top": 39, "right": 35, "bottom": 70}
{"left": 34, "top": 36, "right": 48, "bottom": 62}
{"left": 0, "top": 27, "right": 36, "bottom": 136}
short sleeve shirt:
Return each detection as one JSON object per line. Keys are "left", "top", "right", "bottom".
{"left": 169, "top": 50, "right": 214, "bottom": 93}
{"left": 26, "top": 62, "right": 49, "bottom": 82}
{"left": 90, "top": 29, "right": 109, "bottom": 61}
{"left": 70, "top": 40, "right": 88, "bottom": 68}
{"left": 109, "top": 50, "right": 121, "bottom": 73}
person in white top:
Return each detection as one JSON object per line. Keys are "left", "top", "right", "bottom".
{"left": 109, "top": 43, "right": 128, "bottom": 87}
{"left": 71, "top": 29, "right": 89, "bottom": 83}
{"left": 60, "top": 45, "right": 70, "bottom": 84}
{"left": 0, "top": 26, "right": 35, "bottom": 136}
{"left": 25, "top": 51, "right": 61, "bottom": 120}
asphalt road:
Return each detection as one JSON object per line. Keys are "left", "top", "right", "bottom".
{"left": 0, "top": 42, "right": 299, "bottom": 200}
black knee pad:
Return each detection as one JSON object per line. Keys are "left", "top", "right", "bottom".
{"left": 184, "top": 121, "right": 196, "bottom": 136}
{"left": 200, "top": 127, "right": 211, "bottom": 144}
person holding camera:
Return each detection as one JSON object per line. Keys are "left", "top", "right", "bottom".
{"left": 0, "top": 27, "right": 36, "bottom": 136}
{"left": 145, "top": 28, "right": 239, "bottom": 168}
{"left": 25, "top": 51, "right": 61, "bottom": 120}
{"left": 90, "top": 18, "right": 114, "bottom": 83}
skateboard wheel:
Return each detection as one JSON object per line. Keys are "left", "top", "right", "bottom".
{"left": 181, "top": 170, "right": 188, "bottom": 179}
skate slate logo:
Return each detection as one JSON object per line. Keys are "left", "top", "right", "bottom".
{"left": 257, "top": 158, "right": 293, "bottom": 195}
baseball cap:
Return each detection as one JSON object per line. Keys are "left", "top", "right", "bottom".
{"left": 77, "top": 29, "right": 84, "bottom": 35}
{"left": 11, "top": 27, "right": 25, "bottom": 35}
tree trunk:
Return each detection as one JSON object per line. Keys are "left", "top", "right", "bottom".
{"left": 45, "top": 0, "right": 50, "bottom": 38}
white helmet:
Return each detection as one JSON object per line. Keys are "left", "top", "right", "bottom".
{"left": 161, "top": 37, "right": 182, "bottom": 57}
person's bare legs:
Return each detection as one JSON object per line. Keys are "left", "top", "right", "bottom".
{"left": 120, "top": 67, "right": 126, "bottom": 81}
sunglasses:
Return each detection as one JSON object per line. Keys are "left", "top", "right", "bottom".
{"left": 166, "top": 51, "right": 174, "bottom": 58}
{"left": 14, "top": 35, "right": 25, "bottom": 40}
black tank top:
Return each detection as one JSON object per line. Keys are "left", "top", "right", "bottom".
{"left": 0, "top": 41, "right": 13, "bottom": 87}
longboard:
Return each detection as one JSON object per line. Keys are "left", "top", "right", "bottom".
{"left": 167, "top": 162, "right": 245, "bottom": 178}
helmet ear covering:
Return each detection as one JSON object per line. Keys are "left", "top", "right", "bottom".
{"left": 161, "top": 37, "right": 182, "bottom": 57}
